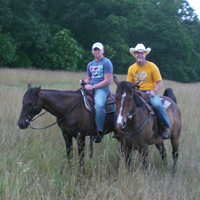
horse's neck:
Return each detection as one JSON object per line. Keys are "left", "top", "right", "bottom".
{"left": 39, "top": 90, "right": 81, "bottom": 117}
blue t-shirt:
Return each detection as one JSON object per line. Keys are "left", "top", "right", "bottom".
{"left": 87, "top": 57, "right": 113, "bottom": 90}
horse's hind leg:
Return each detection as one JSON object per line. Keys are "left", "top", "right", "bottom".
{"left": 89, "top": 135, "right": 93, "bottom": 159}
{"left": 155, "top": 142, "right": 167, "bottom": 166}
{"left": 171, "top": 137, "right": 179, "bottom": 174}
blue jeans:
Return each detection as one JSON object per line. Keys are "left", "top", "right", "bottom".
{"left": 94, "top": 88, "right": 110, "bottom": 132}
{"left": 147, "top": 92, "right": 171, "bottom": 128}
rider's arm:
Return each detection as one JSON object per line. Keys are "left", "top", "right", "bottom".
{"left": 93, "top": 73, "right": 112, "bottom": 89}
{"left": 154, "top": 80, "right": 162, "bottom": 92}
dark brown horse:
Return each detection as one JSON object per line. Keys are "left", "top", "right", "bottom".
{"left": 114, "top": 76, "right": 181, "bottom": 173}
{"left": 18, "top": 84, "right": 116, "bottom": 169}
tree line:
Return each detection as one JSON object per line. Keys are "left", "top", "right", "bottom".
{"left": 0, "top": 0, "right": 200, "bottom": 82}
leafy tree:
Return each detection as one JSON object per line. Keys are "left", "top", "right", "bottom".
{"left": 0, "top": 0, "right": 200, "bottom": 82}
{"left": 49, "top": 29, "right": 84, "bottom": 71}
{"left": 0, "top": 27, "right": 16, "bottom": 66}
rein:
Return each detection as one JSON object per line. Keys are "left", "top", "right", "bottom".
{"left": 127, "top": 97, "right": 149, "bottom": 120}
{"left": 29, "top": 98, "right": 82, "bottom": 130}
{"left": 125, "top": 111, "right": 152, "bottom": 138}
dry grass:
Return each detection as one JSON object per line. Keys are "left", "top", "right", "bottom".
{"left": 0, "top": 68, "right": 200, "bottom": 200}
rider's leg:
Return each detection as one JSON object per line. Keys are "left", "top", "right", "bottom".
{"left": 147, "top": 92, "right": 171, "bottom": 139}
{"left": 93, "top": 88, "right": 109, "bottom": 143}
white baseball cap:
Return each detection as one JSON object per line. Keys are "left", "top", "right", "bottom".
{"left": 92, "top": 42, "right": 104, "bottom": 50}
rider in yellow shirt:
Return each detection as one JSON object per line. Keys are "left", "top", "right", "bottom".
{"left": 127, "top": 43, "right": 170, "bottom": 139}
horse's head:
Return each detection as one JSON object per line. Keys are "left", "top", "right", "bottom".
{"left": 18, "top": 84, "right": 42, "bottom": 129}
{"left": 114, "top": 75, "right": 142, "bottom": 129}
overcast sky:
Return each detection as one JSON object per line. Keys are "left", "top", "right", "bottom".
{"left": 187, "top": 0, "right": 200, "bottom": 18}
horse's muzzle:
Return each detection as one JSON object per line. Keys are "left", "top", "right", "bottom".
{"left": 18, "top": 119, "right": 30, "bottom": 129}
{"left": 117, "top": 121, "right": 126, "bottom": 129}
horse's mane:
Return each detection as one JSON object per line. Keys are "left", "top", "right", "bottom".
{"left": 25, "top": 87, "right": 81, "bottom": 99}
{"left": 41, "top": 89, "right": 80, "bottom": 93}
{"left": 117, "top": 81, "right": 132, "bottom": 94}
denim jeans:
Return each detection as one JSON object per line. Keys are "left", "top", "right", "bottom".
{"left": 94, "top": 88, "right": 110, "bottom": 132}
{"left": 147, "top": 92, "right": 171, "bottom": 128}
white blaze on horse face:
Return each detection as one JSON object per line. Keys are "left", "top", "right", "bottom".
{"left": 117, "top": 92, "right": 126, "bottom": 126}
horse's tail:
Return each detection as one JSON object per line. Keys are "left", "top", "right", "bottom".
{"left": 163, "top": 88, "right": 177, "bottom": 104}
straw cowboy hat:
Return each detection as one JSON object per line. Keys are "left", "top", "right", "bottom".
{"left": 129, "top": 43, "right": 151, "bottom": 56}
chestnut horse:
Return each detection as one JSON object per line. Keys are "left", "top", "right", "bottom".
{"left": 114, "top": 76, "right": 181, "bottom": 173}
{"left": 18, "top": 84, "right": 116, "bottom": 170}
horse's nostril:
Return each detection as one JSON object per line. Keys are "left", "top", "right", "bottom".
{"left": 18, "top": 123, "right": 24, "bottom": 129}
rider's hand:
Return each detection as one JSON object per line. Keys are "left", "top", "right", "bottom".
{"left": 80, "top": 79, "right": 85, "bottom": 87}
{"left": 149, "top": 90, "right": 156, "bottom": 97}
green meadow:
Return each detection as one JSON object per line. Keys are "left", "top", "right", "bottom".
{"left": 0, "top": 68, "right": 200, "bottom": 200}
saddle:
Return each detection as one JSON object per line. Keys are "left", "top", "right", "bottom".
{"left": 80, "top": 89, "right": 116, "bottom": 113}
{"left": 137, "top": 90, "right": 171, "bottom": 111}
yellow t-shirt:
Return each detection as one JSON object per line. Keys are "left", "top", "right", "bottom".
{"left": 127, "top": 61, "right": 162, "bottom": 91}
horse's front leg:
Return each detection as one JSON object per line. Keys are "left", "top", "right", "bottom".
{"left": 77, "top": 132, "right": 86, "bottom": 172}
{"left": 123, "top": 139, "right": 133, "bottom": 167}
{"left": 138, "top": 145, "right": 149, "bottom": 171}
{"left": 62, "top": 132, "right": 73, "bottom": 165}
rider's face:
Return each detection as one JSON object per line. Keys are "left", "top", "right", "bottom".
{"left": 134, "top": 51, "right": 146, "bottom": 63}
{"left": 92, "top": 48, "right": 104, "bottom": 60}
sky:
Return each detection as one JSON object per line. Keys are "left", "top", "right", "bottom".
{"left": 187, "top": 0, "right": 200, "bottom": 18}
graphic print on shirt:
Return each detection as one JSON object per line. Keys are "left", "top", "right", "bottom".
{"left": 90, "top": 65, "right": 103, "bottom": 78}
{"left": 134, "top": 71, "right": 147, "bottom": 83}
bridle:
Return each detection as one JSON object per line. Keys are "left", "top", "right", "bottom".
{"left": 25, "top": 99, "right": 39, "bottom": 125}
{"left": 127, "top": 97, "right": 149, "bottom": 120}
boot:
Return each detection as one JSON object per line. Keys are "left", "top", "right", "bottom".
{"left": 93, "top": 131, "right": 103, "bottom": 143}
{"left": 162, "top": 127, "right": 171, "bottom": 139}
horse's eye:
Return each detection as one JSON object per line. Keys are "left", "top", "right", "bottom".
{"left": 29, "top": 103, "right": 33, "bottom": 107}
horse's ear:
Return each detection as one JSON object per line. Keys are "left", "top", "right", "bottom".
{"left": 130, "top": 80, "right": 141, "bottom": 90}
{"left": 37, "top": 86, "right": 41, "bottom": 94}
{"left": 27, "top": 83, "right": 31, "bottom": 90}
{"left": 113, "top": 75, "right": 120, "bottom": 86}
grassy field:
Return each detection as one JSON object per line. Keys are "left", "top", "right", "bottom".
{"left": 0, "top": 68, "right": 200, "bottom": 200}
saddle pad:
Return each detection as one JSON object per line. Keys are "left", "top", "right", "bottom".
{"left": 80, "top": 89, "right": 115, "bottom": 113}
{"left": 160, "top": 98, "right": 171, "bottom": 110}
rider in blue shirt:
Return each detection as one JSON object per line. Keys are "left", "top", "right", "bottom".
{"left": 80, "top": 42, "right": 113, "bottom": 143}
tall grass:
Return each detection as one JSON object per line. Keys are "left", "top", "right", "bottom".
{"left": 0, "top": 68, "right": 200, "bottom": 199}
